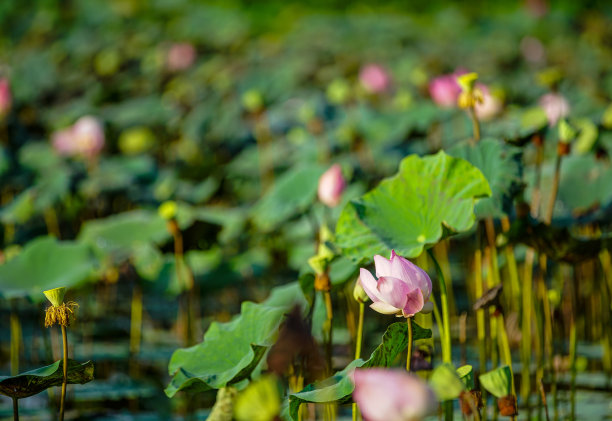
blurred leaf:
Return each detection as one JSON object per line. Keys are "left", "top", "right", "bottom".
{"left": 252, "top": 164, "right": 324, "bottom": 231}
{"left": 448, "top": 138, "right": 521, "bottom": 218}
{"left": 0, "top": 359, "right": 94, "bottom": 399}
{"left": 165, "top": 283, "right": 308, "bottom": 397}
{"left": 479, "top": 365, "right": 512, "bottom": 398}
{"left": 0, "top": 236, "right": 96, "bottom": 301}
{"left": 429, "top": 363, "right": 466, "bottom": 401}
{"left": 336, "top": 151, "right": 491, "bottom": 263}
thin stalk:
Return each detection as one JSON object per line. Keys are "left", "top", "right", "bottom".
{"left": 544, "top": 155, "right": 562, "bottom": 224}
{"left": 474, "top": 245, "right": 487, "bottom": 373}
{"left": 500, "top": 217, "right": 520, "bottom": 313}
{"left": 352, "top": 302, "right": 365, "bottom": 421}
{"left": 323, "top": 290, "right": 334, "bottom": 376}
{"left": 469, "top": 106, "right": 481, "bottom": 143}
{"left": 169, "top": 220, "right": 196, "bottom": 346}
{"left": 43, "top": 207, "right": 61, "bottom": 238}
{"left": 539, "top": 377, "right": 551, "bottom": 421}
{"left": 431, "top": 294, "right": 445, "bottom": 350}
{"left": 497, "top": 314, "right": 516, "bottom": 399}
{"left": 427, "top": 249, "right": 452, "bottom": 421}
{"left": 129, "top": 283, "right": 143, "bottom": 377}
{"left": 406, "top": 318, "right": 413, "bottom": 372}
{"left": 10, "top": 309, "right": 20, "bottom": 376}
{"left": 521, "top": 249, "right": 534, "bottom": 404}
{"left": 60, "top": 325, "right": 68, "bottom": 421}
{"left": 12, "top": 398, "right": 18, "bottom": 421}
{"left": 569, "top": 319, "right": 577, "bottom": 421}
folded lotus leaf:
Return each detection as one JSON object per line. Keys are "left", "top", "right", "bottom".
{"left": 0, "top": 359, "right": 94, "bottom": 399}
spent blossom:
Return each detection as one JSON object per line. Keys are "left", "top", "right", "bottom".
{"left": 52, "top": 116, "right": 105, "bottom": 158}
{"left": 538, "top": 92, "right": 570, "bottom": 127}
{"left": 359, "top": 64, "right": 391, "bottom": 94}
{"left": 359, "top": 250, "right": 433, "bottom": 317}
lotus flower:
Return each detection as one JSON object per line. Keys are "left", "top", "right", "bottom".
{"left": 359, "top": 250, "right": 432, "bottom": 317}
{"left": 318, "top": 164, "right": 346, "bottom": 207}
{"left": 538, "top": 92, "right": 569, "bottom": 127}
{"left": 474, "top": 85, "right": 503, "bottom": 121}
{"left": 0, "top": 78, "right": 12, "bottom": 117}
{"left": 167, "top": 42, "right": 196, "bottom": 72}
{"left": 359, "top": 64, "right": 391, "bottom": 94}
{"left": 351, "top": 368, "right": 437, "bottom": 421}
{"left": 52, "top": 116, "right": 105, "bottom": 158}
{"left": 428, "top": 70, "right": 467, "bottom": 108}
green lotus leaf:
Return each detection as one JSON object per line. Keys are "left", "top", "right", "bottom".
{"left": 0, "top": 359, "right": 94, "bottom": 399}
{"left": 336, "top": 151, "right": 491, "bottom": 263}
{"left": 288, "top": 320, "right": 432, "bottom": 420}
{"left": 448, "top": 139, "right": 521, "bottom": 218}
{"left": 165, "top": 283, "right": 308, "bottom": 397}
{"left": 429, "top": 363, "right": 467, "bottom": 402}
{"left": 0, "top": 237, "right": 96, "bottom": 301}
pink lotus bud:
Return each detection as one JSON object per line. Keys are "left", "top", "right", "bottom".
{"left": 0, "top": 78, "right": 12, "bottom": 117}
{"left": 520, "top": 36, "right": 545, "bottom": 64}
{"left": 351, "top": 368, "right": 437, "bottom": 421}
{"left": 167, "top": 42, "right": 196, "bottom": 72}
{"left": 359, "top": 64, "right": 391, "bottom": 94}
{"left": 428, "top": 70, "right": 467, "bottom": 108}
{"left": 538, "top": 93, "right": 569, "bottom": 127}
{"left": 52, "top": 116, "right": 105, "bottom": 158}
{"left": 360, "top": 250, "right": 433, "bottom": 317}
{"left": 318, "top": 164, "right": 346, "bottom": 207}
{"left": 474, "top": 84, "right": 503, "bottom": 121}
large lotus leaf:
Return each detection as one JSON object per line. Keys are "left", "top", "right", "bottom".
{"left": 557, "top": 155, "right": 612, "bottom": 213}
{"left": 0, "top": 359, "right": 94, "bottom": 399}
{"left": 0, "top": 237, "right": 97, "bottom": 301}
{"left": 336, "top": 151, "right": 491, "bottom": 263}
{"left": 79, "top": 155, "right": 155, "bottom": 197}
{"left": 78, "top": 210, "right": 169, "bottom": 260}
{"left": 288, "top": 321, "right": 431, "bottom": 420}
{"left": 448, "top": 138, "right": 521, "bottom": 218}
{"left": 251, "top": 164, "right": 325, "bottom": 231}
{"left": 165, "top": 283, "right": 308, "bottom": 397}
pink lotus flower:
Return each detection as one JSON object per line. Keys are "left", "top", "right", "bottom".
{"left": 351, "top": 368, "right": 437, "bottom": 421}
{"left": 428, "top": 70, "right": 469, "bottom": 108}
{"left": 0, "top": 78, "right": 12, "bottom": 117}
{"left": 318, "top": 164, "right": 346, "bottom": 207}
{"left": 474, "top": 85, "right": 502, "bottom": 121}
{"left": 52, "top": 116, "right": 105, "bottom": 158}
{"left": 359, "top": 250, "right": 432, "bottom": 317}
{"left": 359, "top": 64, "right": 391, "bottom": 94}
{"left": 538, "top": 92, "right": 570, "bottom": 127}
{"left": 167, "top": 42, "right": 196, "bottom": 72}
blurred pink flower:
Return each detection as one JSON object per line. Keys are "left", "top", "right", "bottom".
{"left": 0, "top": 78, "right": 12, "bottom": 117}
{"left": 429, "top": 70, "right": 467, "bottom": 108}
{"left": 538, "top": 92, "right": 569, "bottom": 126}
{"left": 167, "top": 42, "right": 196, "bottom": 71}
{"left": 359, "top": 64, "right": 391, "bottom": 94}
{"left": 520, "top": 36, "right": 545, "bottom": 64}
{"left": 351, "top": 368, "right": 437, "bottom": 421}
{"left": 474, "top": 85, "right": 502, "bottom": 121}
{"left": 359, "top": 250, "right": 432, "bottom": 317}
{"left": 318, "top": 164, "right": 346, "bottom": 207}
{"left": 52, "top": 116, "right": 105, "bottom": 158}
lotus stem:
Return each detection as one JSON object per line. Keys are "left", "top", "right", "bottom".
{"left": 43, "top": 207, "right": 61, "bottom": 238}
{"left": 539, "top": 377, "right": 551, "bottom": 421}
{"left": 323, "top": 290, "right": 334, "bottom": 375}
{"left": 406, "top": 317, "right": 413, "bottom": 372}
{"left": 469, "top": 106, "right": 481, "bottom": 144}
{"left": 12, "top": 397, "right": 18, "bottom": 421}
{"left": 60, "top": 325, "right": 68, "bottom": 421}
{"left": 352, "top": 301, "right": 365, "bottom": 421}
{"left": 129, "top": 282, "right": 143, "bottom": 377}
{"left": 10, "top": 308, "right": 20, "bottom": 376}
{"left": 500, "top": 216, "right": 520, "bottom": 312}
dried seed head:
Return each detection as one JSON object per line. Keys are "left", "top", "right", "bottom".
{"left": 44, "top": 301, "right": 79, "bottom": 328}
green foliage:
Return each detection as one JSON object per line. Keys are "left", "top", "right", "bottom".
{"left": 165, "top": 283, "right": 308, "bottom": 397}
{"left": 479, "top": 365, "right": 512, "bottom": 398}
{"left": 288, "top": 320, "right": 431, "bottom": 420}
{"left": 336, "top": 151, "right": 491, "bottom": 263}
{"left": 429, "top": 363, "right": 467, "bottom": 401}
{"left": 0, "top": 237, "right": 96, "bottom": 301}
{"left": 0, "top": 360, "right": 94, "bottom": 399}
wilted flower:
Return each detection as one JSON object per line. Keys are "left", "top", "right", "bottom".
{"left": 52, "top": 116, "right": 105, "bottom": 158}
{"left": 0, "top": 78, "right": 12, "bottom": 117}
{"left": 351, "top": 368, "right": 437, "bottom": 421}
{"left": 318, "top": 164, "right": 346, "bottom": 207}
{"left": 359, "top": 64, "right": 391, "bottom": 94}
{"left": 166, "top": 42, "right": 196, "bottom": 71}
{"left": 43, "top": 287, "right": 78, "bottom": 328}
{"left": 428, "top": 70, "right": 466, "bottom": 108}
{"left": 359, "top": 250, "right": 432, "bottom": 317}
{"left": 474, "top": 85, "right": 503, "bottom": 120}
{"left": 538, "top": 92, "right": 569, "bottom": 127}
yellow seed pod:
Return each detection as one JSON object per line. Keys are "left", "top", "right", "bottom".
{"left": 457, "top": 72, "right": 479, "bottom": 93}
{"left": 158, "top": 200, "right": 178, "bottom": 221}
{"left": 43, "top": 287, "right": 66, "bottom": 307}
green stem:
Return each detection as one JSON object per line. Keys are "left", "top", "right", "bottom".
{"left": 469, "top": 106, "right": 481, "bottom": 143}
{"left": 323, "top": 290, "right": 334, "bottom": 377}
{"left": 12, "top": 397, "right": 18, "bottom": 421}
{"left": 569, "top": 318, "right": 577, "bottom": 421}
{"left": 10, "top": 308, "right": 20, "bottom": 376}
{"left": 60, "top": 325, "right": 67, "bottom": 421}
{"left": 406, "top": 318, "right": 413, "bottom": 372}
{"left": 352, "top": 302, "right": 365, "bottom": 421}
{"left": 129, "top": 282, "right": 143, "bottom": 377}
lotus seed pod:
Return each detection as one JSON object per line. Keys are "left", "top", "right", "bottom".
{"left": 158, "top": 200, "right": 178, "bottom": 221}
{"left": 44, "top": 287, "right": 66, "bottom": 307}
{"left": 353, "top": 279, "right": 370, "bottom": 303}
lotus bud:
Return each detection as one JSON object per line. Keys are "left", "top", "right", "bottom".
{"left": 429, "top": 72, "right": 463, "bottom": 108}
{"left": 318, "top": 164, "right": 346, "bottom": 207}
{"left": 166, "top": 42, "right": 196, "bottom": 72}
{"left": 353, "top": 278, "right": 369, "bottom": 303}
{"left": 538, "top": 92, "right": 570, "bottom": 127}
{"left": 359, "top": 64, "right": 391, "bottom": 94}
